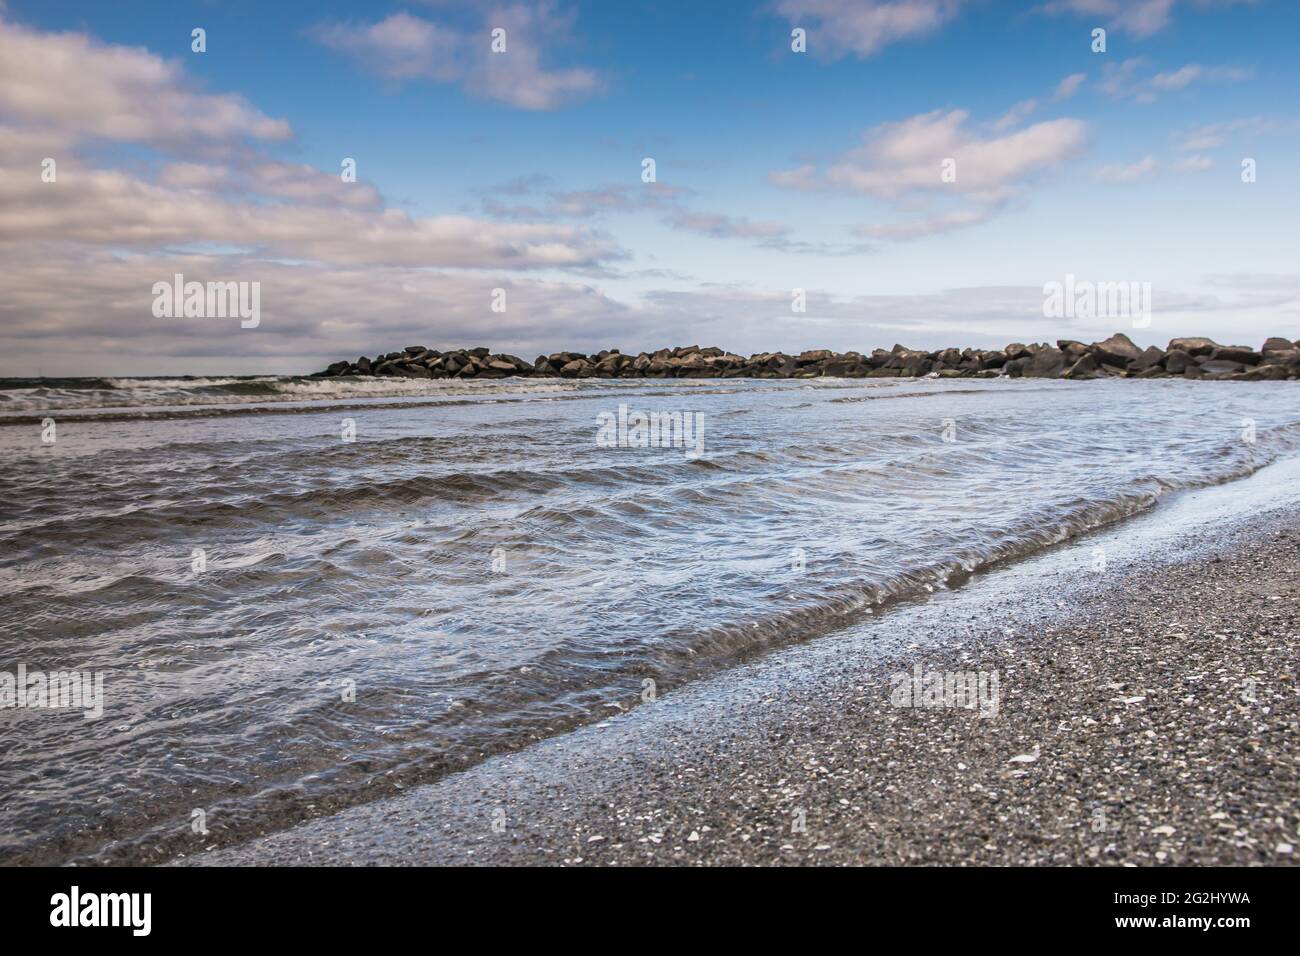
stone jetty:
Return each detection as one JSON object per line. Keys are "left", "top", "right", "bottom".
{"left": 315, "top": 333, "right": 1300, "bottom": 382}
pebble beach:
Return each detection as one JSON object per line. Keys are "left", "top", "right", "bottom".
{"left": 184, "top": 471, "right": 1300, "bottom": 867}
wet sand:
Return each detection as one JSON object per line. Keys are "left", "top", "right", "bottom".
{"left": 183, "top": 470, "right": 1300, "bottom": 867}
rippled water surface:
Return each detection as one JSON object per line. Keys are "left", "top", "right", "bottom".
{"left": 2, "top": 374, "right": 1298, "bottom": 864}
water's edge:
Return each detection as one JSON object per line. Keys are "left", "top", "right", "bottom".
{"left": 181, "top": 452, "right": 1300, "bottom": 865}
{"left": 108, "top": 450, "right": 1300, "bottom": 865}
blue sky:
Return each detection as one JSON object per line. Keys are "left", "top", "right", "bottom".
{"left": 2, "top": 0, "right": 1298, "bottom": 375}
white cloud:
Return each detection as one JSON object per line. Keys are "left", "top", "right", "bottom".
{"left": 0, "top": 14, "right": 633, "bottom": 376}
{"left": 1150, "top": 64, "right": 1202, "bottom": 90}
{"left": 1037, "top": 0, "right": 1173, "bottom": 37}
{"left": 1093, "top": 154, "right": 1158, "bottom": 182}
{"left": 545, "top": 186, "right": 638, "bottom": 218}
{"left": 767, "top": 164, "right": 819, "bottom": 190}
{"left": 478, "top": 179, "right": 793, "bottom": 249}
{"left": 664, "top": 211, "right": 790, "bottom": 240}
{"left": 853, "top": 205, "right": 997, "bottom": 240}
{"left": 770, "top": 109, "right": 1085, "bottom": 239}
{"left": 160, "top": 161, "right": 386, "bottom": 210}
{"left": 1113, "top": 0, "right": 1178, "bottom": 36}
{"left": 1098, "top": 57, "right": 1248, "bottom": 102}
{"left": 313, "top": 3, "right": 600, "bottom": 110}
{"left": 502, "top": 182, "right": 686, "bottom": 220}
{"left": 0, "top": 159, "right": 619, "bottom": 269}
{"left": 991, "top": 99, "right": 1039, "bottom": 132}
{"left": 0, "top": 18, "right": 291, "bottom": 146}
{"left": 1036, "top": 0, "right": 1258, "bottom": 39}
{"left": 0, "top": 16, "right": 620, "bottom": 271}
{"left": 776, "top": 110, "right": 1087, "bottom": 199}
{"left": 772, "top": 0, "right": 964, "bottom": 58}
{"left": 1173, "top": 116, "right": 1297, "bottom": 150}
{"left": 1174, "top": 154, "right": 1214, "bottom": 172}
{"left": 1, "top": 237, "right": 1293, "bottom": 375}
{"left": 1053, "top": 72, "right": 1086, "bottom": 101}
{"left": 0, "top": 245, "right": 632, "bottom": 375}
{"left": 1177, "top": 131, "right": 1225, "bottom": 151}
{"left": 313, "top": 12, "right": 460, "bottom": 82}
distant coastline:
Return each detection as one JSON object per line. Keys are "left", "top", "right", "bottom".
{"left": 314, "top": 333, "right": 1300, "bottom": 382}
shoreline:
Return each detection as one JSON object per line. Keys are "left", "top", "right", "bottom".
{"left": 183, "top": 460, "right": 1300, "bottom": 866}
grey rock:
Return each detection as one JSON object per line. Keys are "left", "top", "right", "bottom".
{"left": 1063, "top": 353, "right": 1100, "bottom": 379}
{"left": 1023, "top": 347, "right": 1065, "bottom": 378}
{"left": 1209, "top": 345, "right": 1260, "bottom": 365}
{"left": 1132, "top": 346, "right": 1166, "bottom": 370}
{"left": 1168, "top": 336, "right": 1219, "bottom": 356}
{"left": 1091, "top": 332, "right": 1143, "bottom": 366}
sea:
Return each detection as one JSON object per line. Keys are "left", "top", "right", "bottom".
{"left": 1, "top": 372, "right": 1297, "bottom": 863}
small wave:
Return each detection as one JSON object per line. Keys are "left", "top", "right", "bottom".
{"left": 4, "top": 378, "right": 1299, "bottom": 866}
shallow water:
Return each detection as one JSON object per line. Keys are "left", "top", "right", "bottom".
{"left": 1, "top": 374, "right": 1297, "bottom": 864}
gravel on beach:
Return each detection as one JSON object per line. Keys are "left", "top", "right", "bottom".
{"left": 185, "top": 515, "right": 1300, "bottom": 867}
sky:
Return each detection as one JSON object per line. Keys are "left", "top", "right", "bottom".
{"left": 2, "top": 0, "right": 1298, "bottom": 376}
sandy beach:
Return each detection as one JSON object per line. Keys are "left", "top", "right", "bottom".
{"left": 183, "top": 460, "right": 1300, "bottom": 867}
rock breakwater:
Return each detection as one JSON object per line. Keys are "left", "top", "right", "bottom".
{"left": 315, "top": 333, "right": 1300, "bottom": 382}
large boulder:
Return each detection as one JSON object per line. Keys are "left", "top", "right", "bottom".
{"left": 1168, "top": 337, "right": 1219, "bottom": 356}
{"left": 1243, "top": 364, "right": 1290, "bottom": 381}
{"left": 797, "top": 349, "right": 834, "bottom": 365}
{"left": 1135, "top": 365, "right": 1168, "bottom": 378}
{"left": 824, "top": 358, "right": 868, "bottom": 377}
{"left": 1023, "top": 347, "right": 1066, "bottom": 378}
{"left": 1131, "top": 346, "right": 1166, "bottom": 370}
{"left": 1163, "top": 349, "right": 1194, "bottom": 374}
{"left": 676, "top": 352, "right": 708, "bottom": 369}
{"left": 898, "top": 352, "right": 932, "bottom": 376}
{"left": 867, "top": 349, "right": 892, "bottom": 368}
{"left": 981, "top": 350, "right": 1008, "bottom": 369}
{"left": 1261, "top": 348, "right": 1300, "bottom": 368}
{"left": 935, "top": 348, "right": 963, "bottom": 367}
{"left": 1090, "top": 332, "right": 1143, "bottom": 367}
{"left": 1209, "top": 345, "right": 1261, "bottom": 365}
{"left": 1063, "top": 353, "right": 1100, "bottom": 379}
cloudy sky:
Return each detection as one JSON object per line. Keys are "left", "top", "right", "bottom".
{"left": 2, "top": 0, "right": 1298, "bottom": 375}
